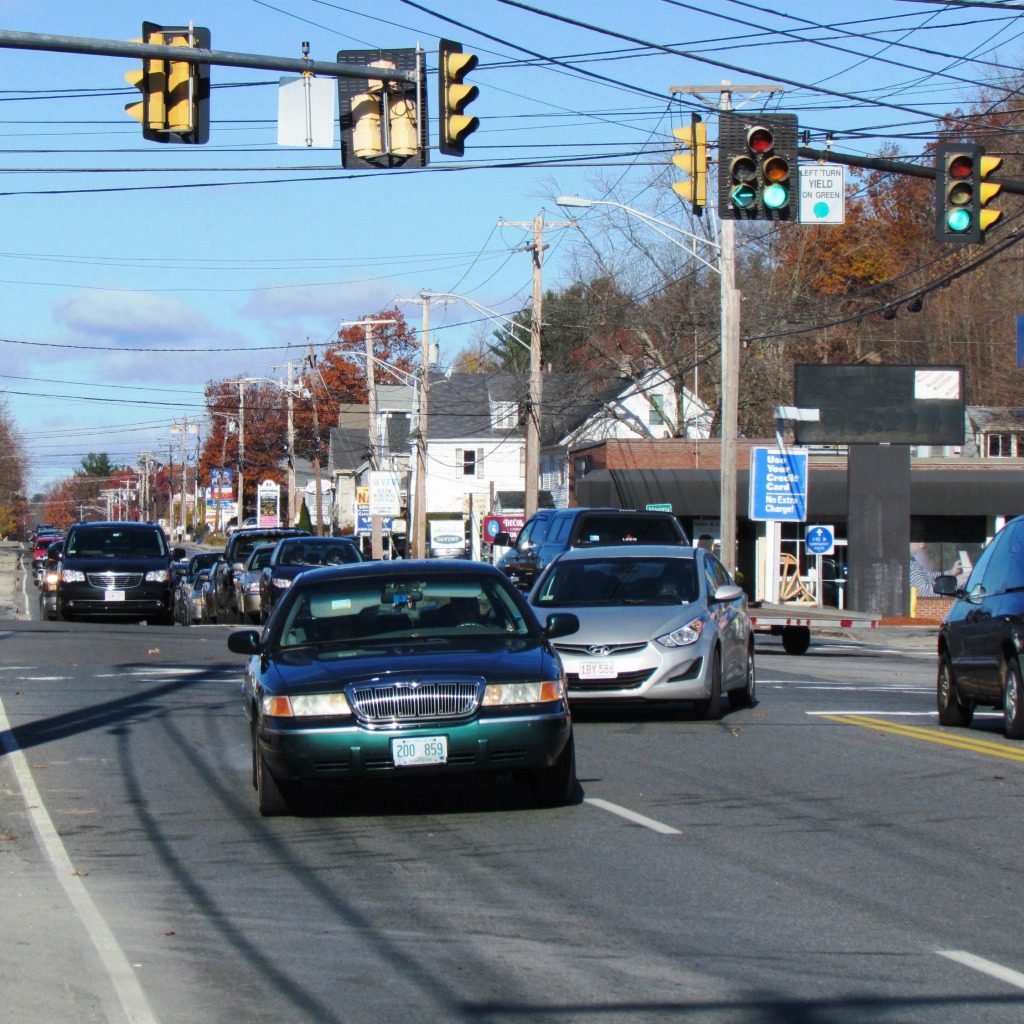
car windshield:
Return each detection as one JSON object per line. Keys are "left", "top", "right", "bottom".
{"left": 248, "top": 546, "right": 276, "bottom": 570}
{"left": 66, "top": 526, "right": 167, "bottom": 559}
{"left": 532, "top": 556, "right": 699, "bottom": 607}
{"left": 275, "top": 574, "right": 531, "bottom": 649}
{"left": 236, "top": 533, "right": 298, "bottom": 560}
{"left": 276, "top": 539, "right": 360, "bottom": 567}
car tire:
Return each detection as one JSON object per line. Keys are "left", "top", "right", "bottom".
{"left": 782, "top": 626, "right": 811, "bottom": 655}
{"left": 695, "top": 650, "right": 723, "bottom": 720}
{"left": 529, "top": 734, "right": 578, "bottom": 808}
{"left": 937, "top": 652, "right": 973, "bottom": 728}
{"left": 254, "top": 726, "right": 301, "bottom": 816}
{"left": 728, "top": 645, "right": 756, "bottom": 710}
{"left": 57, "top": 605, "right": 73, "bottom": 622}
{"left": 1004, "top": 657, "right": 1024, "bottom": 740}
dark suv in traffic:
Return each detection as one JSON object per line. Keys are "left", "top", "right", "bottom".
{"left": 57, "top": 521, "right": 185, "bottom": 623}
{"left": 935, "top": 515, "right": 1024, "bottom": 739}
{"left": 494, "top": 507, "right": 689, "bottom": 591}
{"left": 211, "top": 526, "right": 309, "bottom": 624}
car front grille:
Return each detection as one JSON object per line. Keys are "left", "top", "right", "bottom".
{"left": 555, "top": 641, "right": 648, "bottom": 657}
{"left": 87, "top": 571, "right": 143, "bottom": 589}
{"left": 349, "top": 681, "right": 481, "bottom": 724}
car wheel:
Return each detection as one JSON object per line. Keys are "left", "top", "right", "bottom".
{"left": 937, "top": 652, "right": 973, "bottom": 728}
{"left": 728, "top": 645, "right": 756, "bottom": 710}
{"left": 57, "top": 605, "right": 73, "bottom": 622}
{"left": 1004, "top": 657, "right": 1024, "bottom": 740}
{"left": 695, "top": 649, "right": 723, "bottom": 720}
{"left": 529, "top": 734, "right": 578, "bottom": 808}
{"left": 254, "top": 728, "right": 301, "bottom": 816}
{"left": 782, "top": 626, "right": 811, "bottom": 655}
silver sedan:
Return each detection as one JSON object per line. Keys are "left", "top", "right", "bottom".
{"left": 529, "top": 545, "right": 755, "bottom": 718}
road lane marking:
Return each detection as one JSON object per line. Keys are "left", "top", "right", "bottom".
{"left": 938, "top": 950, "right": 1024, "bottom": 990}
{"left": 818, "top": 713, "right": 1024, "bottom": 762}
{"left": 0, "top": 696, "right": 162, "bottom": 1024}
{"left": 585, "top": 797, "right": 681, "bottom": 835}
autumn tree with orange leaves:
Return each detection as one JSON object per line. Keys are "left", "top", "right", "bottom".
{"left": 198, "top": 309, "right": 418, "bottom": 518}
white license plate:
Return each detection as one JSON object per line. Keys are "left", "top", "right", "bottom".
{"left": 579, "top": 661, "right": 617, "bottom": 678}
{"left": 104, "top": 590, "right": 126, "bottom": 602}
{"left": 392, "top": 735, "right": 448, "bottom": 767}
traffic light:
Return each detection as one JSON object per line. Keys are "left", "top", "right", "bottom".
{"left": 934, "top": 143, "right": 1002, "bottom": 243}
{"left": 671, "top": 113, "right": 708, "bottom": 215}
{"left": 338, "top": 48, "right": 428, "bottom": 169}
{"left": 717, "top": 112, "right": 798, "bottom": 221}
{"left": 124, "top": 23, "right": 210, "bottom": 144}
{"left": 438, "top": 38, "right": 479, "bottom": 157}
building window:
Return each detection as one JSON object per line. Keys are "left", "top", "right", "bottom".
{"left": 457, "top": 447, "right": 484, "bottom": 478}
{"left": 987, "top": 433, "right": 1013, "bottom": 458}
{"left": 649, "top": 394, "right": 666, "bottom": 426}
{"left": 490, "top": 401, "right": 518, "bottom": 430}
{"left": 574, "top": 454, "right": 593, "bottom": 479}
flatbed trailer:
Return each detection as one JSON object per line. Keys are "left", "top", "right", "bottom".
{"left": 748, "top": 603, "right": 880, "bottom": 655}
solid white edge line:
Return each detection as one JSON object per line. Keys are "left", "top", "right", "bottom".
{"left": 938, "top": 950, "right": 1024, "bottom": 991}
{"left": 0, "top": 696, "right": 161, "bottom": 1024}
{"left": 584, "top": 797, "right": 681, "bottom": 835}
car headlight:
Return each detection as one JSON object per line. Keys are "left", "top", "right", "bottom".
{"left": 271, "top": 577, "right": 292, "bottom": 589}
{"left": 145, "top": 569, "right": 170, "bottom": 582}
{"left": 656, "top": 618, "right": 706, "bottom": 648}
{"left": 262, "top": 693, "right": 352, "bottom": 717}
{"left": 244, "top": 581, "right": 261, "bottom": 593}
{"left": 44, "top": 571, "right": 60, "bottom": 587}
{"left": 61, "top": 569, "right": 86, "bottom": 583}
{"left": 482, "top": 679, "right": 565, "bottom": 705}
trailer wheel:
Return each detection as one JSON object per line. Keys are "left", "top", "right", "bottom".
{"left": 782, "top": 626, "right": 811, "bottom": 655}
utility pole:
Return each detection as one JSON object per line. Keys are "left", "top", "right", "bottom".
{"left": 672, "top": 81, "right": 781, "bottom": 574}
{"left": 396, "top": 291, "right": 454, "bottom": 559}
{"left": 271, "top": 359, "right": 298, "bottom": 526}
{"left": 304, "top": 346, "right": 325, "bottom": 537}
{"left": 498, "top": 212, "right": 572, "bottom": 518}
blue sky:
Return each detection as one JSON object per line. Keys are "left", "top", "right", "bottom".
{"left": 1, "top": 1, "right": 1021, "bottom": 493}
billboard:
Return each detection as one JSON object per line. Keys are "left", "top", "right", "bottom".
{"left": 793, "top": 364, "right": 965, "bottom": 445}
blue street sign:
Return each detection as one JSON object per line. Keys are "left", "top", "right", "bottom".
{"left": 749, "top": 448, "right": 809, "bottom": 522}
{"left": 805, "top": 524, "right": 834, "bottom": 555}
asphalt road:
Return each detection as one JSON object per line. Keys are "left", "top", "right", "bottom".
{"left": 3, "top": 545, "right": 1024, "bottom": 1023}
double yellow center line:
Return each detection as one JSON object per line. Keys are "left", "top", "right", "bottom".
{"left": 821, "top": 713, "right": 1024, "bottom": 762}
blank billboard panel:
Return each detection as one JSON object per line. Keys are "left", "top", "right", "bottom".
{"left": 793, "top": 364, "right": 965, "bottom": 445}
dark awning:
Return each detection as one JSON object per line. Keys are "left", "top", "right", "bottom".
{"left": 576, "top": 466, "right": 1023, "bottom": 520}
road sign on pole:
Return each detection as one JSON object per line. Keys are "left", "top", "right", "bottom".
{"left": 799, "top": 163, "right": 845, "bottom": 224}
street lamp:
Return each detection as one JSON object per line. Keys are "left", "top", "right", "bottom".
{"left": 556, "top": 194, "right": 741, "bottom": 574}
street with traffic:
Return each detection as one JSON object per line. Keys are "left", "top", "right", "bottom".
{"left": 4, "top": 538, "right": 1024, "bottom": 1023}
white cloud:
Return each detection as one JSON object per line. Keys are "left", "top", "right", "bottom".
{"left": 52, "top": 290, "right": 226, "bottom": 346}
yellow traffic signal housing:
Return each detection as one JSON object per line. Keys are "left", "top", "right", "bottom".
{"left": 979, "top": 153, "right": 1003, "bottom": 234}
{"left": 672, "top": 113, "right": 707, "bottom": 215}
{"left": 338, "top": 48, "right": 428, "bottom": 169}
{"left": 124, "top": 22, "right": 210, "bottom": 144}
{"left": 934, "top": 143, "right": 1002, "bottom": 243}
{"left": 438, "top": 38, "right": 479, "bottom": 157}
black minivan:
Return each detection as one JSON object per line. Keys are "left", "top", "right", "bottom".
{"left": 494, "top": 507, "right": 689, "bottom": 591}
{"left": 935, "top": 514, "right": 1024, "bottom": 738}
{"left": 57, "top": 521, "right": 186, "bottom": 624}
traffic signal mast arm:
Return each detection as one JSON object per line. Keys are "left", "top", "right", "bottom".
{"left": 0, "top": 28, "right": 418, "bottom": 85}
{"left": 798, "top": 143, "right": 1024, "bottom": 197}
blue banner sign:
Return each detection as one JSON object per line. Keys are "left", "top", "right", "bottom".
{"left": 749, "top": 447, "right": 808, "bottom": 522}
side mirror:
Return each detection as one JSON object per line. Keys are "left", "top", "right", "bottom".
{"left": 492, "top": 532, "right": 511, "bottom": 547}
{"left": 712, "top": 583, "right": 744, "bottom": 603}
{"left": 227, "top": 629, "right": 261, "bottom": 655}
{"left": 933, "top": 574, "right": 959, "bottom": 597}
{"left": 544, "top": 612, "right": 579, "bottom": 640}
{"left": 172, "top": 546, "right": 188, "bottom": 560}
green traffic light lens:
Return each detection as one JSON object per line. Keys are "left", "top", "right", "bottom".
{"left": 731, "top": 184, "right": 756, "bottom": 209}
{"left": 946, "top": 208, "right": 972, "bottom": 233}
{"left": 763, "top": 184, "right": 789, "bottom": 209}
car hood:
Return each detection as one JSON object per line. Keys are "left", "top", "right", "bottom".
{"left": 533, "top": 603, "right": 702, "bottom": 643}
{"left": 266, "top": 639, "right": 554, "bottom": 690}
